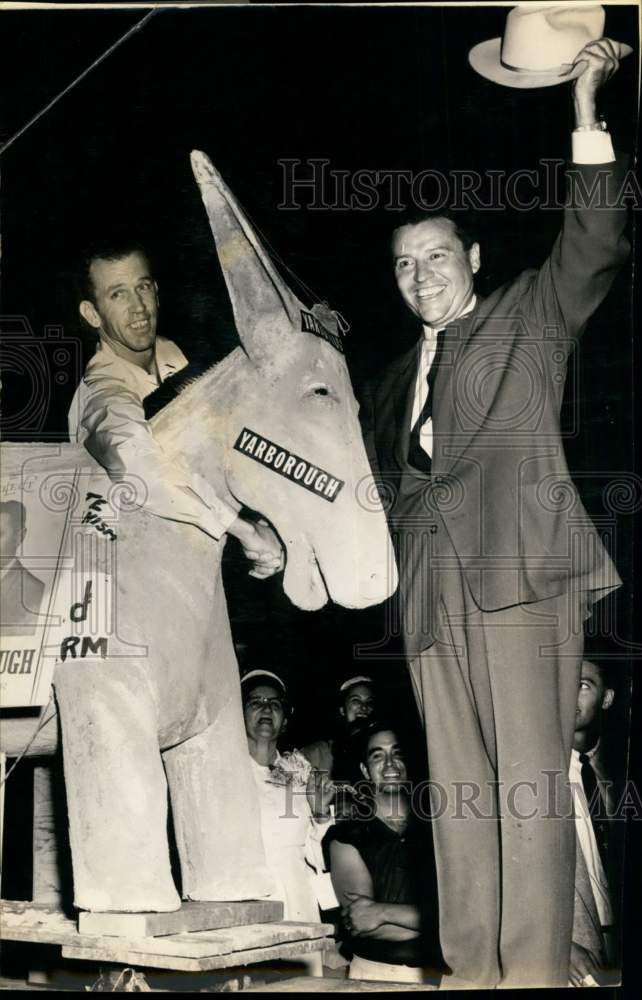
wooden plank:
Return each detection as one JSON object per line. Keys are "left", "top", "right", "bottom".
{"left": 1, "top": 900, "right": 77, "bottom": 944}
{"left": 1, "top": 900, "right": 68, "bottom": 915}
{"left": 0, "top": 710, "right": 59, "bottom": 758}
{"left": 241, "top": 977, "right": 439, "bottom": 992}
{"left": 172, "top": 921, "right": 333, "bottom": 957}
{"left": 78, "top": 899, "right": 283, "bottom": 938}
{"left": 61, "top": 935, "right": 331, "bottom": 973}
{"left": 32, "top": 765, "right": 63, "bottom": 904}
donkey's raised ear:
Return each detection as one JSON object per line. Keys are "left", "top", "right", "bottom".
{"left": 191, "top": 151, "right": 301, "bottom": 366}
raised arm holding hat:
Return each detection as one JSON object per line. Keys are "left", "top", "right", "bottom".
{"left": 468, "top": 4, "right": 632, "bottom": 89}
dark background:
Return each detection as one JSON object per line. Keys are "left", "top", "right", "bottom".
{"left": 1, "top": 1, "right": 639, "bottom": 988}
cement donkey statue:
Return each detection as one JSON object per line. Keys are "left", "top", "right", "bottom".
{"left": 10, "top": 152, "right": 397, "bottom": 913}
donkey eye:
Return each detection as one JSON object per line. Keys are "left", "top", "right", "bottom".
{"left": 304, "top": 383, "right": 338, "bottom": 402}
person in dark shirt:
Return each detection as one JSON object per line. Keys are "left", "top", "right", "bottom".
{"left": 323, "top": 720, "right": 444, "bottom": 984}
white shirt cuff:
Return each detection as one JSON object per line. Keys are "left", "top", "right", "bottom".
{"left": 572, "top": 130, "right": 615, "bottom": 164}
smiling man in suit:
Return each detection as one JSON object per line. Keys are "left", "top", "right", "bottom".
{"left": 361, "top": 35, "right": 630, "bottom": 989}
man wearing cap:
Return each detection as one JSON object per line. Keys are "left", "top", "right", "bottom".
{"left": 361, "top": 10, "right": 631, "bottom": 989}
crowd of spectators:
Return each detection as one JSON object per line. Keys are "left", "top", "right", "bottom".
{"left": 239, "top": 661, "right": 626, "bottom": 986}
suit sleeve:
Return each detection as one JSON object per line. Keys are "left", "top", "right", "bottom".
{"left": 76, "top": 372, "right": 240, "bottom": 540}
{"left": 525, "top": 156, "right": 630, "bottom": 353}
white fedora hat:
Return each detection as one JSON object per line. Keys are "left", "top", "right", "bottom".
{"left": 469, "top": 4, "right": 626, "bottom": 89}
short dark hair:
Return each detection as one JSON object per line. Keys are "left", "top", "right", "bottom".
{"left": 392, "top": 207, "right": 480, "bottom": 253}
{"left": 354, "top": 718, "right": 404, "bottom": 768}
{"left": 77, "top": 240, "right": 152, "bottom": 305}
{"left": 583, "top": 658, "right": 616, "bottom": 696}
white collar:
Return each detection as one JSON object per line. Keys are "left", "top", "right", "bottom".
{"left": 571, "top": 740, "right": 600, "bottom": 764}
{"left": 94, "top": 336, "right": 184, "bottom": 379}
{"left": 422, "top": 294, "right": 477, "bottom": 341}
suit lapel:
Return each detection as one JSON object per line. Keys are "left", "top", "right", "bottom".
{"left": 432, "top": 306, "right": 481, "bottom": 475}
{"left": 392, "top": 341, "right": 422, "bottom": 470}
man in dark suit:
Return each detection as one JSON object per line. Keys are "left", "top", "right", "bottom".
{"left": 570, "top": 658, "right": 625, "bottom": 985}
{"left": 361, "top": 38, "right": 630, "bottom": 988}
{"left": 0, "top": 500, "right": 45, "bottom": 636}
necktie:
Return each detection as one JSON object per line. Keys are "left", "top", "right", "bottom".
{"left": 407, "top": 329, "right": 446, "bottom": 474}
{"left": 580, "top": 752, "right": 608, "bottom": 870}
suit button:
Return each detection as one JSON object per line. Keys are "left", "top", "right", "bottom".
{"left": 430, "top": 524, "right": 438, "bottom": 534}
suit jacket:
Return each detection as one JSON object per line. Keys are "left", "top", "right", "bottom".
{"left": 591, "top": 739, "right": 627, "bottom": 957}
{"left": 362, "top": 159, "right": 630, "bottom": 659}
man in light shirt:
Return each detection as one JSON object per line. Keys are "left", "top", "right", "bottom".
{"left": 361, "top": 39, "right": 630, "bottom": 987}
{"left": 69, "top": 243, "right": 283, "bottom": 577}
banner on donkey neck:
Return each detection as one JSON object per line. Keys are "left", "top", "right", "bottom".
{"left": 234, "top": 428, "right": 345, "bottom": 503}
{"left": 300, "top": 309, "right": 344, "bottom": 354}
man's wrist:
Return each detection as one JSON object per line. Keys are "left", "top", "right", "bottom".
{"left": 573, "top": 94, "right": 598, "bottom": 129}
{"left": 228, "top": 516, "right": 256, "bottom": 547}
{"left": 574, "top": 117, "right": 607, "bottom": 133}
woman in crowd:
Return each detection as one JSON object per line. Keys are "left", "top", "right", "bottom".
{"left": 323, "top": 719, "right": 444, "bottom": 985}
{"left": 241, "top": 670, "right": 336, "bottom": 940}
{"left": 302, "top": 675, "right": 377, "bottom": 780}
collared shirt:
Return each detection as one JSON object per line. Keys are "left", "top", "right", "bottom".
{"left": 569, "top": 747, "right": 613, "bottom": 927}
{"left": 410, "top": 295, "right": 477, "bottom": 457}
{"left": 68, "top": 336, "right": 239, "bottom": 540}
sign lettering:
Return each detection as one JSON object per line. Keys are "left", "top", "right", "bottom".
{"left": 234, "top": 428, "right": 344, "bottom": 503}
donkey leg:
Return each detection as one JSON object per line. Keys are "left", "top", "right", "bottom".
{"left": 55, "top": 662, "right": 180, "bottom": 912}
{"left": 163, "top": 697, "right": 273, "bottom": 902}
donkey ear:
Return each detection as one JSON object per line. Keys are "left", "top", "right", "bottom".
{"left": 191, "top": 151, "right": 302, "bottom": 366}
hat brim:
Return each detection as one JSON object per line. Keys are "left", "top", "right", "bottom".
{"left": 469, "top": 38, "right": 582, "bottom": 89}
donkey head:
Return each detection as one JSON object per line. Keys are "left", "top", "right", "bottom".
{"left": 190, "top": 151, "right": 397, "bottom": 611}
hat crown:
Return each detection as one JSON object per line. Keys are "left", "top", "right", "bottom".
{"left": 501, "top": 4, "right": 605, "bottom": 72}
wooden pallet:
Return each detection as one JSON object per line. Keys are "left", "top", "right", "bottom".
{"left": 1, "top": 901, "right": 333, "bottom": 973}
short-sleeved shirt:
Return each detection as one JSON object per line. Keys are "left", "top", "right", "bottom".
{"left": 323, "top": 814, "right": 442, "bottom": 968}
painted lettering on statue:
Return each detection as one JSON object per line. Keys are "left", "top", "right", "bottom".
{"left": 71, "top": 580, "right": 93, "bottom": 622}
{"left": 0, "top": 648, "right": 37, "bottom": 675}
{"left": 60, "top": 635, "right": 108, "bottom": 662}
{"left": 234, "top": 428, "right": 344, "bottom": 503}
{"left": 82, "top": 491, "right": 117, "bottom": 540}
{"left": 60, "top": 580, "right": 108, "bottom": 662}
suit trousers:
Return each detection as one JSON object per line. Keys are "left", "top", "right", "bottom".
{"left": 409, "top": 540, "right": 585, "bottom": 988}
